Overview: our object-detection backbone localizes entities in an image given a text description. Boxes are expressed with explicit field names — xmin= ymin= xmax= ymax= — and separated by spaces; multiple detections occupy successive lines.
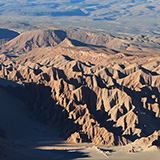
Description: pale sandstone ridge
xmin=0 ymin=29 xmax=160 ymax=148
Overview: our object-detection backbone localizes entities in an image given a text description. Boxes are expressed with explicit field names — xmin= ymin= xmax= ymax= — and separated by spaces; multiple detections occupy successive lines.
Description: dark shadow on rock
xmin=152 ymin=136 xmax=160 ymax=147
xmin=0 ymin=81 xmax=82 ymax=140
xmin=0 ymin=79 xmax=92 ymax=160
xmin=110 ymin=77 xmax=160 ymax=138
xmin=140 ymin=66 xmax=159 ymax=76
xmin=62 ymin=55 xmax=74 ymax=61
xmin=52 ymin=66 xmax=85 ymax=88
xmin=98 ymin=147 xmax=115 ymax=153
xmin=0 ymin=28 xmax=19 ymax=40
xmin=80 ymin=86 xmax=124 ymax=143
xmin=68 ymin=38 xmax=109 ymax=49
xmin=54 ymin=30 xmax=67 ymax=41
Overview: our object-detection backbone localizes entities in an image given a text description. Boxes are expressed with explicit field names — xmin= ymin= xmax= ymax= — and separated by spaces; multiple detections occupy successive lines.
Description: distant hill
xmin=1 ymin=29 xmax=160 ymax=57
xmin=0 ymin=29 xmax=66 ymax=55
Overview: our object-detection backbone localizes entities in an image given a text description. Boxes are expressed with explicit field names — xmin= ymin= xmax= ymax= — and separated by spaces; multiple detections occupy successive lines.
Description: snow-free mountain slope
xmin=0 ymin=28 xmax=160 ymax=159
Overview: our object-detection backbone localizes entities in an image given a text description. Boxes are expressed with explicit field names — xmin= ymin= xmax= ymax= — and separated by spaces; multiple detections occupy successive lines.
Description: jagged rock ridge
xmin=0 ymin=29 xmax=160 ymax=148
xmin=0 ymin=54 xmax=160 ymax=146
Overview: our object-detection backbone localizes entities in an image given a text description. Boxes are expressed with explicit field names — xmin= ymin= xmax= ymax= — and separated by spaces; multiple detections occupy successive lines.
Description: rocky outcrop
xmin=0 ymin=51 xmax=160 ymax=146
xmin=0 ymin=29 xmax=160 ymax=147
xmin=130 ymin=131 xmax=160 ymax=152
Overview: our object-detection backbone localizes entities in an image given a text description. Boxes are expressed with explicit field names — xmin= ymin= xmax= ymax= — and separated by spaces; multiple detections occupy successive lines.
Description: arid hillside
xmin=1 ymin=29 xmax=160 ymax=57
xmin=0 ymin=29 xmax=160 ymax=151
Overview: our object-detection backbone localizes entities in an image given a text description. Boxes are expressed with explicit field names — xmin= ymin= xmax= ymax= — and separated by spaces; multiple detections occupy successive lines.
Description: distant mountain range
xmin=0 ymin=0 xmax=160 ymax=35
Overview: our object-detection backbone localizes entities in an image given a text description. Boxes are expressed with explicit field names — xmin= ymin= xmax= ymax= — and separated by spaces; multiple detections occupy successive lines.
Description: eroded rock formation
xmin=0 ymin=29 xmax=160 ymax=147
